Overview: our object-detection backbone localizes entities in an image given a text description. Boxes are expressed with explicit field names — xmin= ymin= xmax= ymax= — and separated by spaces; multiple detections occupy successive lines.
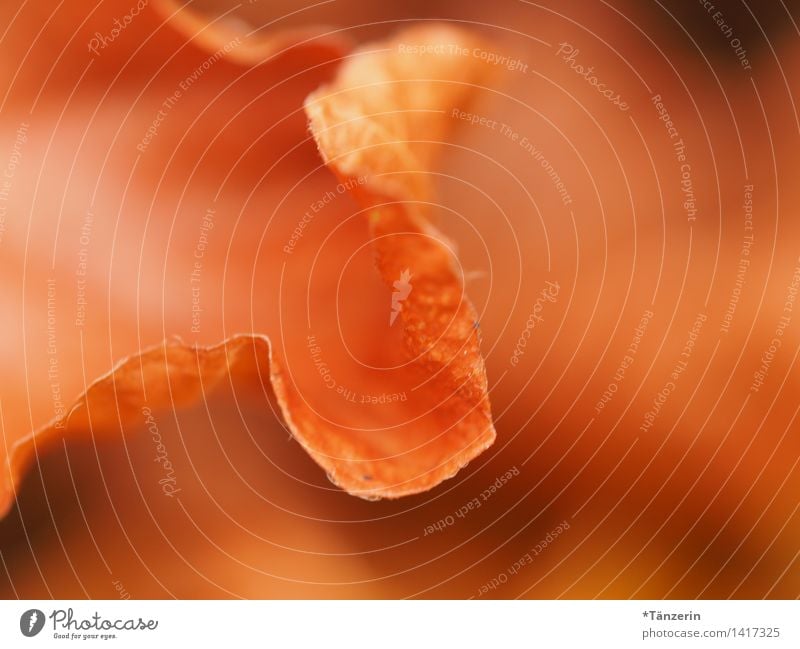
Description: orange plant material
xmin=0 ymin=16 xmax=495 ymax=514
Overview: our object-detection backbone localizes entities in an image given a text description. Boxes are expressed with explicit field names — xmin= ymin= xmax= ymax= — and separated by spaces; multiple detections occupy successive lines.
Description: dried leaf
xmin=1 ymin=21 xmax=495 ymax=515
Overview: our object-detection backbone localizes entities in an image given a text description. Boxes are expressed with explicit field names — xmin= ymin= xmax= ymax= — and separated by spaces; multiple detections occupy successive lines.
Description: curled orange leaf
xmin=1 ymin=20 xmax=495 ymax=515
